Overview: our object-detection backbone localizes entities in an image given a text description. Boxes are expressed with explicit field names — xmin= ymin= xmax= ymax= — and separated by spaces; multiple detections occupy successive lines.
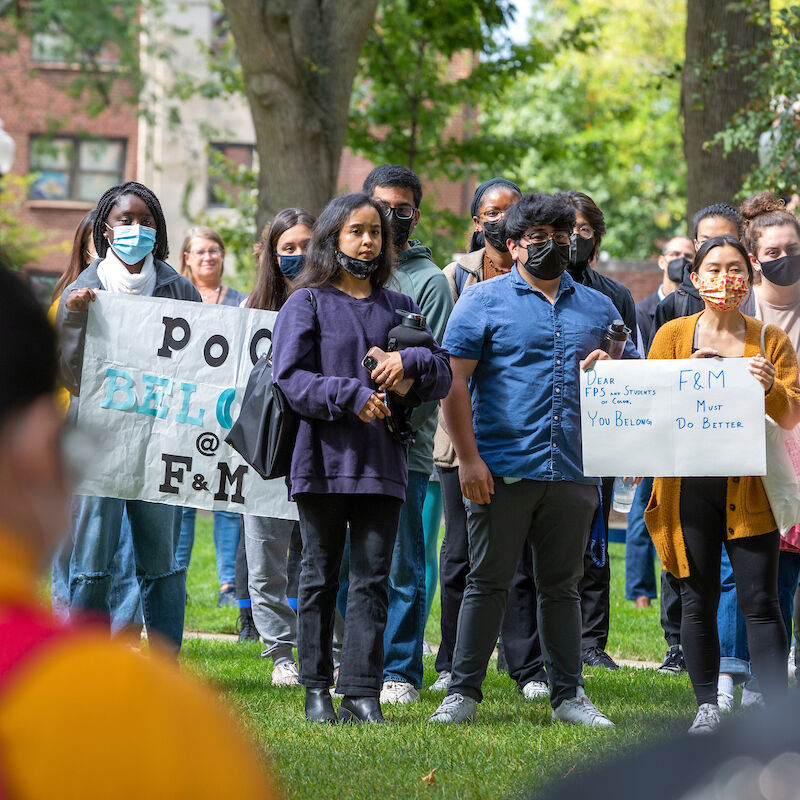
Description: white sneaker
xmin=552 ymin=688 xmax=614 ymax=727
xmin=741 ymin=688 xmax=764 ymax=709
xmin=429 ymin=693 xmax=477 ymax=723
xmin=521 ymin=680 xmax=549 ymax=700
xmin=717 ymin=690 xmax=734 ymax=713
xmin=380 ymin=680 xmax=420 ymax=705
xmin=429 ymin=671 xmax=452 ymax=692
xmin=271 ymin=660 xmax=299 ymax=687
xmin=789 ymin=646 xmax=796 ymax=680
xmin=688 ymin=703 xmax=721 ymax=735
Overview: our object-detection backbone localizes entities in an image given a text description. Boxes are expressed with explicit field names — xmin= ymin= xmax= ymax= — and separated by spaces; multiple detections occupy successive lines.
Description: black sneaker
xmin=236 ymin=613 xmax=259 ymax=642
xmin=582 ymin=647 xmax=619 ymax=670
xmin=657 ymin=644 xmax=685 ymax=674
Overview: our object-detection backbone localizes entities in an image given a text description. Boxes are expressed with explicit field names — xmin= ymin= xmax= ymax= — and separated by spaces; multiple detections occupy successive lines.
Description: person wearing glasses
xmin=430 ymin=177 xmax=522 ymax=694
xmin=430 ymin=193 xmax=637 ymax=726
xmin=177 ymin=227 xmax=247 ymax=606
xmin=362 ymin=165 xmax=454 ymax=707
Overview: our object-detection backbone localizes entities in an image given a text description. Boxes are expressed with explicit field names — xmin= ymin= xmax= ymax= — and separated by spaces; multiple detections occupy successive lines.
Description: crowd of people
xmin=4 ymin=163 xmax=800 ymax=746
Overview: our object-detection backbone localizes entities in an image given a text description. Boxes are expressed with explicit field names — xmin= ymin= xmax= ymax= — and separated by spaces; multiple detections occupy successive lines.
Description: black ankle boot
xmin=305 ymin=688 xmax=337 ymax=724
xmin=338 ymin=696 xmax=385 ymax=724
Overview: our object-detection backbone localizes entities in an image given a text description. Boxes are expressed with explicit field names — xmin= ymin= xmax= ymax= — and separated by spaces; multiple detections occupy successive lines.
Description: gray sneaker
xmin=429 ymin=693 xmax=477 ymax=723
xmin=428 ymin=671 xmax=452 ymax=692
xmin=552 ymin=688 xmax=614 ymax=727
xmin=688 ymin=703 xmax=721 ymax=735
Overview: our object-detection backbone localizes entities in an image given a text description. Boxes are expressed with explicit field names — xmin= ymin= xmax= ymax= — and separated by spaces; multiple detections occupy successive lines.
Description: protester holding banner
xmin=272 ymin=193 xmax=452 ymax=724
xmin=176 ymin=227 xmax=246 ymax=608
xmin=56 ymin=181 xmax=200 ymax=652
xmin=49 ymin=210 xmax=143 ymax=637
xmin=241 ymin=208 xmax=321 ymax=681
xmin=645 ymin=234 xmax=800 ymax=735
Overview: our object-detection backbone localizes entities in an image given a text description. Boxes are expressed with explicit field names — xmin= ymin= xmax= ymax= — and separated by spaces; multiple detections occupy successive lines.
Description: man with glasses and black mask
xmin=430 ymin=193 xmax=637 ymax=726
xmin=362 ymin=165 xmax=454 ymax=707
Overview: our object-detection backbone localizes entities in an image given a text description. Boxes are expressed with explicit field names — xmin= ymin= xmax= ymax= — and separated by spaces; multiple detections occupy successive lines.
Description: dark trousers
xmin=678 ymin=477 xmax=787 ymax=706
xmin=578 ymin=475 xmax=612 ymax=652
xmin=661 ymin=570 xmax=682 ymax=647
xmin=448 ymin=479 xmax=597 ymax=708
xmin=286 ymin=525 xmax=302 ymax=600
xmin=435 ymin=466 xmax=470 ymax=674
xmin=501 ymin=541 xmax=547 ymax=688
xmin=234 ymin=529 xmax=249 ymax=603
xmin=296 ymin=492 xmax=402 ymax=697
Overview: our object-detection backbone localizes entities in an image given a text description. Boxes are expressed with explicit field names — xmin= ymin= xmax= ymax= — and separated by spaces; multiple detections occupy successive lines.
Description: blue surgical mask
xmin=278 ymin=254 xmax=304 ymax=280
xmin=105 ymin=222 xmax=156 ymax=265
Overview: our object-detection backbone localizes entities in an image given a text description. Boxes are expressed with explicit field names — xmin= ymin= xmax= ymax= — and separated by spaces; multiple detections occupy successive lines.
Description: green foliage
xmin=347 ymin=0 xmax=594 ymax=265
xmin=712 ymin=5 xmax=800 ymax=198
xmin=483 ymin=0 xmax=687 ymax=258
xmin=0 ymin=173 xmax=65 ymax=268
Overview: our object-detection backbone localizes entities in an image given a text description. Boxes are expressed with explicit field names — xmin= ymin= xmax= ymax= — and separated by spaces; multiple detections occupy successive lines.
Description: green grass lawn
xmin=181 ymin=515 xmax=694 ymax=799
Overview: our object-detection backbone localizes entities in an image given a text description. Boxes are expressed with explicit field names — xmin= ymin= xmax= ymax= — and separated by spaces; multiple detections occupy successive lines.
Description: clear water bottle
xmin=612 ymin=476 xmax=636 ymax=513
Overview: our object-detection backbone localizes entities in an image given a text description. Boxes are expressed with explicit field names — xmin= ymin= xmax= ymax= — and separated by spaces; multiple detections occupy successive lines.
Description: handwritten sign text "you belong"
xmin=580 ymin=359 xmax=765 ymax=477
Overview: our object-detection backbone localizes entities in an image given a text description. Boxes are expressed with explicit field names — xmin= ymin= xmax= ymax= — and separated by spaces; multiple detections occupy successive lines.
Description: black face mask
xmin=384 ymin=209 xmax=414 ymax=250
xmin=521 ymin=239 xmax=570 ymax=281
xmin=482 ymin=219 xmax=508 ymax=252
xmin=667 ymin=256 xmax=692 ymax=283
xmin=569 ymin=233 xmax=594 ymax=267
xmin=335 ymin=250 xmax=382 ymax=280
xmin=759 ymin=254 xmax=800 ymax=287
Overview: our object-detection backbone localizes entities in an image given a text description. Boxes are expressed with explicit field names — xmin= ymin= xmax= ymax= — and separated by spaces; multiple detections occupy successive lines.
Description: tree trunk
xmin=682 ymin=0 xmax=770 ymax=224
xmin=221 ymin=0 xmax=379 ymax=229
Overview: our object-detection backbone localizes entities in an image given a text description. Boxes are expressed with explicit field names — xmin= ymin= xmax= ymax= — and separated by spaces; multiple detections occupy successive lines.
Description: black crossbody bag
xmin=225 ymin=289 xmax=316 ymax=480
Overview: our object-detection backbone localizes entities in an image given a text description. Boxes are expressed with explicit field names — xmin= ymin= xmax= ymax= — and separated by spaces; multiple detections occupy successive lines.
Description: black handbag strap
xmin=268 ymin=288 xmax=317 ymax=365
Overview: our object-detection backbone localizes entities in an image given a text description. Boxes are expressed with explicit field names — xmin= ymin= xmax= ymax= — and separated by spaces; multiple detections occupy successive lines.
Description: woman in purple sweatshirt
xmin=272 ymin=193 xmax=452 ymax=724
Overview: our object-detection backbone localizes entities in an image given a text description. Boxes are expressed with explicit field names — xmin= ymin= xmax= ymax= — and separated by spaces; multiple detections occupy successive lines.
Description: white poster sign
xmin=75 ymin=293 xmax=298 ymax=520
xmin=580 ymin=358 xmax=766 ymax=477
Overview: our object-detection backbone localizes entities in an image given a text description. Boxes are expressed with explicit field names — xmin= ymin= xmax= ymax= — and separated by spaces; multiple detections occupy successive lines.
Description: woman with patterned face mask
xmin=645 ymin=235 xmax=800 ymax=736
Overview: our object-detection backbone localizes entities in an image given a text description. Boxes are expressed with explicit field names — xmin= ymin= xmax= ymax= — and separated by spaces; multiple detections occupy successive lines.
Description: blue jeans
xmin=177 ymin=508 xmax=241 ymax=586
xmin=383 ymin=470 xmax=429 ymax=688
xmin=69 ymin=495 xmax=186 ymax=651
xmin=778 ymin=550 xmax=800 ymax=645
xmin=718 ymin=547 xmax=752 ymax=682
xmin=422 ymin=479 xmax=443 ymax=625
xmin=624 ymin=477 xmax=657 ymax=600
xmin=52 ymin=506 xmax=143 ymax=634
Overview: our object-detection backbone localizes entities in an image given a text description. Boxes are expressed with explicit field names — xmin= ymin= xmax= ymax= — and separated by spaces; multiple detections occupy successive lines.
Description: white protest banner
xmin=580 ymin=358 xmax=765 ymax=477
xmin=75 ymin=293 xmax=298 ymax=520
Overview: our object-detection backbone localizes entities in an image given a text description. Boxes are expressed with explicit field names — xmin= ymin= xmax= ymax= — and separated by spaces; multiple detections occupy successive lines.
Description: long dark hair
xmin=692 ymin=234 xmax=753 ymax=280
xmin=52 ymin=209 xmax=97 ymax=302
xmin=246 ymin=208 xmax=316 ymax=311
xmin=557 ymin=190 xmax=606 ymax=261
xmin=93 ymin=181 xmax=169 ymax=261
xmin=293 ymin=193 xmax=394 ymax=291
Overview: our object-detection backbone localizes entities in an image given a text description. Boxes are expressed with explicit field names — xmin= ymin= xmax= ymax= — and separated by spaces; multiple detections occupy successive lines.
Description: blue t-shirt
xmin=442 ymin=266 xmax=638 ymax=484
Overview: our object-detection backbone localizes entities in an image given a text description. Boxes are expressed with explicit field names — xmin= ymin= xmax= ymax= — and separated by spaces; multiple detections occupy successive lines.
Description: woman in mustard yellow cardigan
xmin=646 ymin=234 xmax=800 ymax=735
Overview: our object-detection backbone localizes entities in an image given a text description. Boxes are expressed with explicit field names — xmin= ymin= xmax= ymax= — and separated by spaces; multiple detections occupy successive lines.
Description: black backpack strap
xmin=455 ymin=264 xmax=468 ymax=297
xmin=678 ymin=290 xmax=690 ymax=319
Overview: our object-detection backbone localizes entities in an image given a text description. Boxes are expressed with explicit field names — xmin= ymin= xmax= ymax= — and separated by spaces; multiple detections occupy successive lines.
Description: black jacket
xmin=636 ymin=290 xmax=661 ymax=356
xmin=568 ymin=262 xmax=638 ymax=349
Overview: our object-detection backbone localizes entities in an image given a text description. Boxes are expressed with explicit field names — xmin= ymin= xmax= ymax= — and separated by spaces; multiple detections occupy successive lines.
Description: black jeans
xmin=578 ymin=475 xmax=613 ymax=652
xmin=679 ymin=477 xmax=787 ymax=706
xmin=234 ymin=527 xmax=249 ymax=603
xmin=296 ymin=492 xmax=402 ymax=697
xmin=435 ymin=466 xmax=470 ymax=674
xmin=448 ymin=479 xmax=597 ymax=708
xmin=661 ymin=570 xmax=682 ymax=647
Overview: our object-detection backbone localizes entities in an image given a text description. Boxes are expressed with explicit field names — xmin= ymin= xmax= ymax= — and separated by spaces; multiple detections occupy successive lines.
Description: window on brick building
xmin=31 ymin=26 xmax=121 ymax=66
xmin=207 ymin=142 xmax=257 ymax=208
xmin=29 ymin=136 xmax=126 ymax=202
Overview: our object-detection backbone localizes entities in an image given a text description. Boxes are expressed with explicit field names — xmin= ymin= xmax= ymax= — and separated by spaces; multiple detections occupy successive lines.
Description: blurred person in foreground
xmin=0 ymin=260 xmax=276 ymax=800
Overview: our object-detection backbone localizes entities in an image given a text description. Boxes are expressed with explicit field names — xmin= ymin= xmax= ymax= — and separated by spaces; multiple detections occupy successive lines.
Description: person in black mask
xmin=362 ymin=165 xmax=455 ymax=707
xmin=554 ymin=191 xmax=637 ymax=671
xmin=637 ymin=235 xmax=695 ymax=353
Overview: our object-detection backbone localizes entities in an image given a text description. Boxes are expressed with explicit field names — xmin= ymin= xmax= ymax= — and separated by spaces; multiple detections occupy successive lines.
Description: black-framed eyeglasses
xmin=374 ymin=200 xmax=417 ymax=220
xmin=520 ymin=229 xmax=572 ymax=247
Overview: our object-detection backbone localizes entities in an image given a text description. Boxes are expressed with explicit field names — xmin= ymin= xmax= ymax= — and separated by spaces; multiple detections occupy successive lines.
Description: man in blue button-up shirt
xmin=430 ymin=193 xmax=637 ymax=727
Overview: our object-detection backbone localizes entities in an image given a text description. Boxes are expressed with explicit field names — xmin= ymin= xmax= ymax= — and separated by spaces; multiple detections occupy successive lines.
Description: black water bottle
xmin=387 ymin=309 xmax=435 ymax=351
xmin=601 ymin=319 xmax=630 ymax=360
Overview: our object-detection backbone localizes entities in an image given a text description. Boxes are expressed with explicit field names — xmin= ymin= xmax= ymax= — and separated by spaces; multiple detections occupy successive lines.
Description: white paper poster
xmin=580 ymin=358 xmax=766 ymax=477
xmin=75 ymin=293 xmax=298 ymax=520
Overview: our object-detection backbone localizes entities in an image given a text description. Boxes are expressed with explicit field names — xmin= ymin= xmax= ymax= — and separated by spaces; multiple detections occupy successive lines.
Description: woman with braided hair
xmin=56 ymin=181 xmax=200 ymax=652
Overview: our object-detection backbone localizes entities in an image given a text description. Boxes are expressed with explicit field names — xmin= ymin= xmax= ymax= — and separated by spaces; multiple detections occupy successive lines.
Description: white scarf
xmin=97 ymin=249 xmax=157 ymax=296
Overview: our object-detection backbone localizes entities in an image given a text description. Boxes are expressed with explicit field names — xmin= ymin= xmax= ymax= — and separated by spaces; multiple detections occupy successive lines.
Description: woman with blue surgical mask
xmin=56 ymin=181 xmax=200 ymax=653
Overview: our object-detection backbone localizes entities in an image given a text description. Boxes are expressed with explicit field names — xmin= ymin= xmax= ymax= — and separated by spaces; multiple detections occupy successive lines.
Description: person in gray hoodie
xmin=363 ymin=165 xmax=455 ymax=705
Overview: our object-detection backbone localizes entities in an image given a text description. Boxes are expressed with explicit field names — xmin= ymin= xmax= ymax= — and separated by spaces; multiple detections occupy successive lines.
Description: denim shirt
xmin=443 ymin=266 xmax=638 ymax=484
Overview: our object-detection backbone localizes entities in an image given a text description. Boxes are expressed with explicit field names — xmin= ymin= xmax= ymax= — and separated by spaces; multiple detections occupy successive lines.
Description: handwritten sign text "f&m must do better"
xmin=580 ymin=358 xmax=765 ymax=477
